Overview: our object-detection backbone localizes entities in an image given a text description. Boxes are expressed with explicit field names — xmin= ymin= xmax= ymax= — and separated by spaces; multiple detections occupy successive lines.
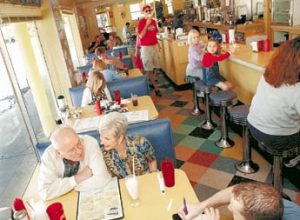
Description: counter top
xmin=223 ymin=43 xmax=274 ymax=73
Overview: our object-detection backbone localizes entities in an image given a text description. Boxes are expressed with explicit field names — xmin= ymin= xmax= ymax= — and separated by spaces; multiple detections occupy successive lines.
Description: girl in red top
xmin=202 ymin=39 xmax=232 ymax=91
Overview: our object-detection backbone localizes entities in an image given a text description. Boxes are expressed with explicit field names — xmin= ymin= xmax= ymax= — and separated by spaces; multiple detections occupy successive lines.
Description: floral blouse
xmin=102 ymin=135 xmax=156 ymax=178
xmin=91 ymin=90 xmax=108 ymax=105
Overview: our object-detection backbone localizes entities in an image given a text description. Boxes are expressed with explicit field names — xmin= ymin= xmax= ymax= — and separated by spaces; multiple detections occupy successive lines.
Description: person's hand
xmin=201 ymin=207 xmax=220 ymax=220
xmin=178 ymin=203 xmax=203 ymax=220
xmin=74 ymin=166 xmax=93 ymax=184
xmin=146 ymin=18 xmax=152 ymax=26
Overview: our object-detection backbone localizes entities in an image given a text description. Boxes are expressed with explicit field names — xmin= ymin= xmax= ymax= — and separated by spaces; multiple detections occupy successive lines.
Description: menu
xmin=77 ymin=177 xmax=124 ymax=220
xmin=73 ymin=116 xmax=101 ymax=133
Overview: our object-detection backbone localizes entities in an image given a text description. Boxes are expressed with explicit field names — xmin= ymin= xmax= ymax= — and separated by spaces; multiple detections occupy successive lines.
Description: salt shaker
xmin=13 ymin=210 xmax=29 ymax=220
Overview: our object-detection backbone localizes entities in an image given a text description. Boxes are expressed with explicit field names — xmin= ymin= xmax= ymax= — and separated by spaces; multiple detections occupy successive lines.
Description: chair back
xmin=69 ymin=87 xmax=85 ymax=107
xmin=107 ymin=76 xmax=149 ymax=99
xmin=112 ymin=46 xmax=128 ymax=57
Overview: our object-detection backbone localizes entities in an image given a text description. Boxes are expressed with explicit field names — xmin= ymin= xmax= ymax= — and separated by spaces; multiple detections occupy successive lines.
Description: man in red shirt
xmin=138 ymin=4 xmax=161 ymax=96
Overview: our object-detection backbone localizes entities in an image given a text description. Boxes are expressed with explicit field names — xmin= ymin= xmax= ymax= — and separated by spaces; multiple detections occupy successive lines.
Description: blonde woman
xmin=91 ymin=60 xmax=124 ymax=82
xmin=81 ymin=70 xmax=112 ymax=107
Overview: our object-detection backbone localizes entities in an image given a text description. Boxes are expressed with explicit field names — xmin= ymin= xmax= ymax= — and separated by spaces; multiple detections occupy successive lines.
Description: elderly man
xmin=38 ymin=127 xmax=111 ymax=200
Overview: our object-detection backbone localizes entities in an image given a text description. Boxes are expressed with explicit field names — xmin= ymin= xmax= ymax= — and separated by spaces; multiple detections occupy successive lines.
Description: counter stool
xmin=191 ymin=79 xmax=205 ymax=115
xmin=228 ymin=105 xmax=259 ymax=173
xmin=210 ymin=90 xmax=237 ymax=148
xmin=194 ymin=81 xmax=216 ymax=130
xmin=257 ymin=143 xmax=300 ymax=194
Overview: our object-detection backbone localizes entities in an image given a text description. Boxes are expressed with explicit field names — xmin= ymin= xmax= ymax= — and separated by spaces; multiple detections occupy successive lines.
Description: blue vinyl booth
xmin=112 ymin=46 xmax=128 ymax=57
xmin=36 ymin=118 xmax=177 ymax=169
xmin=69 ymin=76 xmax=150 ymax=107
xmin=121 ymin=57 xmax=133 ymax=69
xmin=84 ymin=53 xmax=96 ymax=62
xmin=77 ymin=64 xmax=92 ymax=76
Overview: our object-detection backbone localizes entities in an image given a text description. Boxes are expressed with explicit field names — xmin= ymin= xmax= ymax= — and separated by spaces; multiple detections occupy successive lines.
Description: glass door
xmin=0 ymin=27 xmax=38 ymax=207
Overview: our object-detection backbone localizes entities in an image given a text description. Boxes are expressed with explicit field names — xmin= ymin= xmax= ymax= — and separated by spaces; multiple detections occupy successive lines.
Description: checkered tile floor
xmin=150 ymin=73 xmax=300 ymax=218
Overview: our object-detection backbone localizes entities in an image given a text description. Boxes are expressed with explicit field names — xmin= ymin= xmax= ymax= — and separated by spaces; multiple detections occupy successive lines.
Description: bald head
xmin=50 ymin=126 xmax=84 ymax=161
xmin=50 ymin=127 xmax=77 ymax=150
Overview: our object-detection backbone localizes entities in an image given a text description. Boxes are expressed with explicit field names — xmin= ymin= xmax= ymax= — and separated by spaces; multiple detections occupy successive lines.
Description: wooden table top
xmin=72 ymin=95 xmax=158 ymax=122
xmin=32 ymin=169 xmax=198 ymax=220
xmin=118 ymin=68 xmax=143 ymax=78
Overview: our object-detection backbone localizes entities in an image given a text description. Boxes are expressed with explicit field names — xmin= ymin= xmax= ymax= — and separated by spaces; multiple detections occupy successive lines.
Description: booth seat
xmin=69 ymin=76 xmax=149 ymax=107
xmin=112 ymin=45 xmax=128 ymax=57
xmin=84 ymin=53 xmax=96 ymax=62
xmin=77 ymin=64 xmax=92 ymax=76
xmin=121 ymin=57 xmax=133 ymax=69
xmin=107 ymin=75 xmax=149 ymax=100
xmin=36 ymin=119 xmax=176 ymax=168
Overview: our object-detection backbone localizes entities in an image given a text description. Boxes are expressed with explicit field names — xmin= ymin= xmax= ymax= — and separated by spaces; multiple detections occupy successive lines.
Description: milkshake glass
xmin=124 ymin=175 xmax=139 ymax=207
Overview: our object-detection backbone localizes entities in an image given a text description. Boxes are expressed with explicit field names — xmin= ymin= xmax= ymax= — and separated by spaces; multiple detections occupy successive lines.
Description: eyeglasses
xmin=65 ymin=138 xmax=83 ymax=155
xmin=144 ymin=10 xmax=152 ymax=13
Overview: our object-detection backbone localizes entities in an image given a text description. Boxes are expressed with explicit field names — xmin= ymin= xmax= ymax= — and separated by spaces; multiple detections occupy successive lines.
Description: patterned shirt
xmin=102 ymin=135 xmax=156 ymax=178
xmin=91 ymin=90 xmax=108 ymax=105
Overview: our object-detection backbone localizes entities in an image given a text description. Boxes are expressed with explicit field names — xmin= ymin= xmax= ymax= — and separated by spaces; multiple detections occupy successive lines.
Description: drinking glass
xmin=46 ymin=202 xmax=66 ymax=220
xmin=124 ymin=175 xmax=140 ymax=207
xmin=114 ymin=90 xmax=121 ymax=105
xmin=161 ymin=159 xmax=175 ymax=187
xmin=131 ymin=94 xmax=138 ymax=106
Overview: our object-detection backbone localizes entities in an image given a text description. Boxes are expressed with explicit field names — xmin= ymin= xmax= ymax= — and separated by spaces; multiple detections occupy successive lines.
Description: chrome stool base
xmin=235 ymin=161 xmax=259 ymax=174
xmin=201 ymin=120 xmax=216 ymax=130
xmin=215 ymin=137 xmax=234 ymax=148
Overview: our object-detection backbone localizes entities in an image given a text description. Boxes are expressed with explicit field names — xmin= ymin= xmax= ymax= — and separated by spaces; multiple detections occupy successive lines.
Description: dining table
xmin=26 ymin=169 xmax=199 ymax=220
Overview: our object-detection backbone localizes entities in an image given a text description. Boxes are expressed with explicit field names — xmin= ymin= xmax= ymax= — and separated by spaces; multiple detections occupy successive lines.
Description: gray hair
xmin=98 ymin=112 xmax=128 ymax=137
xmin=50 ymin=126 xmax=77 ymax=150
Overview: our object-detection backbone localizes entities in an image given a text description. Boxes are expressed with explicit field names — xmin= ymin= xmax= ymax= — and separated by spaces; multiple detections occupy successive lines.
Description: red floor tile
xmin=188 ymin=150 xmax=218 ymax=167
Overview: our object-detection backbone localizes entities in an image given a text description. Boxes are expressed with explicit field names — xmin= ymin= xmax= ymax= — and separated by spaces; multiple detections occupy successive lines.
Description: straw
xmin=132 ymin=156 xmax=135 ymax=176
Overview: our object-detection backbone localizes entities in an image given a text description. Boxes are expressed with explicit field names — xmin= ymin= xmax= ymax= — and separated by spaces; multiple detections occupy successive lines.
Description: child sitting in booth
xmin=202 ymin=38 xmax=232 ymax=91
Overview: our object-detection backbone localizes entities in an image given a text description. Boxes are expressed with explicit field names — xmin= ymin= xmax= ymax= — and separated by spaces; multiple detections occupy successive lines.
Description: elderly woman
xmin=98 ymin=112 xmax=157 ymax=178
xmin=247 ymin=36 xmax=300 ymax=167
xmin=81 ymin=70 xmax=112 ymax=107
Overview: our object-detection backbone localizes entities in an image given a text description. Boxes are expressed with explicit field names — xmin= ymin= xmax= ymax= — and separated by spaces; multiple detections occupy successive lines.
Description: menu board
xmin=77 ymin=177 xmax=124 ymax=220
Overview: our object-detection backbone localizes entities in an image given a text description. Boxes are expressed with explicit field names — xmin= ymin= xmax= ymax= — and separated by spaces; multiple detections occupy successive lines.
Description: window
xmin=130 ymin=3 xmax=143 ymax=20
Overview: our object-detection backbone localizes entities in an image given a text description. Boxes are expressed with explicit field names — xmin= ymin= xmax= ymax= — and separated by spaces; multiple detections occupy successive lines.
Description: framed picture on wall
xmin=96 ymin=12 xmax=111 ymax=28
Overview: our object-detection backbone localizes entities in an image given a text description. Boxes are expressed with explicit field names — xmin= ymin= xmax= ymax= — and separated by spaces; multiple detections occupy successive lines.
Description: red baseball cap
xmin=142 ymin=4 xmax=151 ymax=12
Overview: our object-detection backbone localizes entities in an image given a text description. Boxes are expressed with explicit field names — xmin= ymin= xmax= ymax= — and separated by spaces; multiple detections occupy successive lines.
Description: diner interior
xmin=0 ymin=0 xmax=299 ymax=219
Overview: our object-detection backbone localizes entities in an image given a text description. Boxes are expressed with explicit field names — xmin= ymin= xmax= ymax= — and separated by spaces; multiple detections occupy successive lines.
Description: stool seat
xmin=194 ymin=80 xmax=207 ymax=93
xmin=258 ymin=142 xmax=300 ymax=158
xmin=210 ymin=90 xmax=237 ymax=106
xmin=228 ymin=105 xmax=249 ymax=125
xmin=257 ymin=142 xmax=300 ymax=194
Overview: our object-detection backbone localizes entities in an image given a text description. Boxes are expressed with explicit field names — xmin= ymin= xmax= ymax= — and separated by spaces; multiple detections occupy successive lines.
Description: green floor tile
xmin=179 ymin=136 xmax=206 ymax=149
xmin=173 ymin=132 xmax=186 ymax=145
xmin=174 ymin=124 xmax=196 ymax=135
xmin=208 ymin=130 xmax=236 ymax=141
xmin=199 ymin=139 xmax=223 ymax=154
xmin=182 ymin=116 xmax=203 ymax=126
